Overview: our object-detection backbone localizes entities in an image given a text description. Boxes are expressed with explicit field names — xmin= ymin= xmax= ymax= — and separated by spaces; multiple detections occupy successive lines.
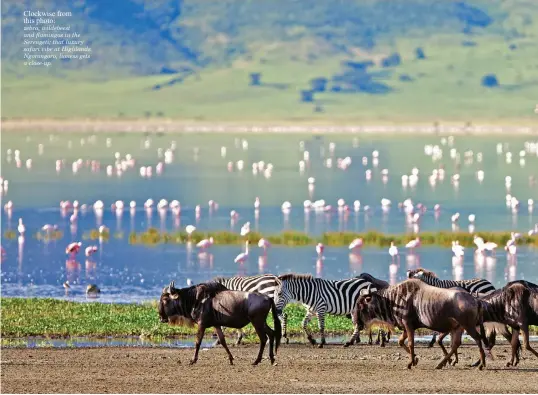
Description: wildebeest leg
xmin=521 ymin=323 xmax=538 ymax=359
xmin=403 ymin=323 xmax=418 ymax=369
xmin=302 ymin=310 xmax=317 ymax=346
xmin=252 ymin=320 xmax=268 ymax=365
xmin=264 ymin=323 xmax=276 ymax=365
xmin=398 ymin=330 xmax=410 ymax=354
xmin=465 ymin=325 xmax=487 ymax=370
xmin=436 ymin=327 xmax=462 ymax=369
xmin=214 ymin=326 xmax=234 ymax=365
xmin=317 ymin=311 xmax=327 ymax=348
xmin=508 ymin=327 xmax=521 ymax=367
xmin=428 ymin=331 xmax=438 ymax=348
xmin=190 ymin=325 xmax=206 ymax=365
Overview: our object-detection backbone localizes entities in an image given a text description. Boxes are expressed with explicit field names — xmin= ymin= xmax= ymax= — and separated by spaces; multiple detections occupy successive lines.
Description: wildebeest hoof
xmin=189 ymin=359 xmax=197 ymax=365
xmin=413 ymin=357 xmax=418 ymax=366
xmin=343 ymin=342 xmax=351 ymax=348
xmin=407 ymin=362 xmax=413 ymax=369
xmin=318 ymin=343 xmax=324 ymax=349
xmin=308 ymin=338 xmax=317 ymax=346
xmin=285 ymin=337 xmax=290 ymax=345
xmin=252 ymin=360 xmax=261 ymax=366
xmin=229 ymin=359 xmax=234 ymax=365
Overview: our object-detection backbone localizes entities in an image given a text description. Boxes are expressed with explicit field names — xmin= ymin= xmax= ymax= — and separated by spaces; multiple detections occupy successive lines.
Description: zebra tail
xmin=270 ymin=299 xmax=282 ymax=354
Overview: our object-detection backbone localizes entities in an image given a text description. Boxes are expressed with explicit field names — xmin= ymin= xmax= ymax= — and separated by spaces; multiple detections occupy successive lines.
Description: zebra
xmin=406 ymin=268 xmax=508 ymax=347
xmin=213 ymin=274 xmax=282 ymax=345
xmin=274 ymin=273 xmax=377 ymax=347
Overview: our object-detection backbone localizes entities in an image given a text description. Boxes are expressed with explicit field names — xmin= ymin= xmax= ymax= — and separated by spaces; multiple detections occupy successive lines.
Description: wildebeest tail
xmin=477 ymin=301 xmax=491 ymax=351
xmin=270 ymin=299 xmax=282 ymax=353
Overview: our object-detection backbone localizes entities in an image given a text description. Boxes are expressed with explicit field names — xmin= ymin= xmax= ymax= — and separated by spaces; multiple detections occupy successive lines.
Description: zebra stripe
xmin=214 ymin=274 xmax=280 ymax=299
xmin=412 ymin=273 xmax=495 ymax=296
xmin=275 ymin=274 xmax=376 ymax=346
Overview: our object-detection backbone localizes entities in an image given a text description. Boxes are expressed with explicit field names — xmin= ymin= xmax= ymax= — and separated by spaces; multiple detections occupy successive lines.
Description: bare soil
xmin=2 ymin=343 xmax=538 ymax=393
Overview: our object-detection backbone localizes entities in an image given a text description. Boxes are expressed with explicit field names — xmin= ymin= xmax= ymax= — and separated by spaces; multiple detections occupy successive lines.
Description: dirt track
xmin=2 ymin=343 xmax=538 ymax=393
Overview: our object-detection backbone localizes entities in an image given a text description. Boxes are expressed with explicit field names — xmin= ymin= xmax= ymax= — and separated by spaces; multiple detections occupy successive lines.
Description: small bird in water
xmin=86 ymin=284 xmax=100 ymax=296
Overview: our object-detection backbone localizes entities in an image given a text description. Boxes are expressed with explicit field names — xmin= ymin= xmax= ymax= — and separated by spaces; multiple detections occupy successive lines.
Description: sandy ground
xmin=2 ymin=342 xmax=538 ymax=393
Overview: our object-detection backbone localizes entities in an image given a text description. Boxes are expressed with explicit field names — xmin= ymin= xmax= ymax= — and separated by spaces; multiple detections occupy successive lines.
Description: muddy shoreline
xmin=2 ymin=343 xmax=538 ymax=393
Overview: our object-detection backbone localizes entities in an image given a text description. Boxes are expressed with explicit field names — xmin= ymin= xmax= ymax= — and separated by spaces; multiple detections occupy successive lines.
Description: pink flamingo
xmin=258 ymin=238 xmax=271 ymax=255
xmin=66 ymin=242 xmax=82 ymax=257
xmin=348 ymin=238 xmax=363 ymax=252
xmin=316 ymin=243 xmax=324 ymax=258
xmin=234 ymin=240 xmax=249 ymax=263
xmin=196 ymin=237 xmax=214 ymax=250
xmin=85 ymin=245 xmax=98 ymax=257
xmin=405 ymin=237 xmax=421 ymax=253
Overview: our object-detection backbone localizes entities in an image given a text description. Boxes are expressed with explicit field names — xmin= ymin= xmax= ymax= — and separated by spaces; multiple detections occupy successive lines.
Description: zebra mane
xmin=409 ymin=267 xmax=438 ymax=278
xmin=278 ymin=273 xmax=314 ymax=281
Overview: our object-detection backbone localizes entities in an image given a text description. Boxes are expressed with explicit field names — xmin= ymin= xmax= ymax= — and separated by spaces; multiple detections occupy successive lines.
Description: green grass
xmin=2 ymin=298 xmax=537 ymax=344
xmin=0 ymin=298 xmax=353 ymax=338
xmin=119 ymin=229 xmax=538 ymax=248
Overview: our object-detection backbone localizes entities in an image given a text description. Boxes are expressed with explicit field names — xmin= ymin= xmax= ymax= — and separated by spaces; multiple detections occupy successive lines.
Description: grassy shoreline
xmin=5 ymin=229 xmax=536 ymax=248
xmin=0 ymin=298 xmax=354 ymax=339
xmin=123 ymin=229 xmax=537 ymax=248
xmin=2 ymin=298 xmax=538 ymax=342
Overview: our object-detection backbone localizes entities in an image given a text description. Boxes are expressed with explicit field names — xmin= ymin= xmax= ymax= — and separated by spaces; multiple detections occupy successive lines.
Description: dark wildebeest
xmin=158 ymin=281 xmax=281 ymax=366
xmin=480 ymin=281 xmax=538 ymax=367
xmin=406 ymin=267 xmax=502 ymax=348
xmin=349 ymin=273 xmax=392 ymax=346
xmin=352 ymin=279 xmax=490 ymax=370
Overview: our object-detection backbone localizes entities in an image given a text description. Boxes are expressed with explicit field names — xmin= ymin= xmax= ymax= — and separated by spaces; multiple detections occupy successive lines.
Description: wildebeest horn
xmin=169 ymin=281 xmax=175 ymax=290
xmin=360 ymin=288 xmax=369 ymax=296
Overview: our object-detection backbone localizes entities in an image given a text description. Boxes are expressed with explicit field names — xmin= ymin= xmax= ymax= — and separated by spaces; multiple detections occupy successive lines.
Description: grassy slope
xmin=2 ymin=1 xmax=538 ymax=122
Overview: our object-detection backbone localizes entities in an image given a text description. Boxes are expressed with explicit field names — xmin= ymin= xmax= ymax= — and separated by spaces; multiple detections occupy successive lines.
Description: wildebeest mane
xmin=357 ymin=273 xmax=389 ymax=289
xmin=278 ymin=273 xmax=313 ymax=281
xmin=195 ymin=281 xmax=228 ymax=300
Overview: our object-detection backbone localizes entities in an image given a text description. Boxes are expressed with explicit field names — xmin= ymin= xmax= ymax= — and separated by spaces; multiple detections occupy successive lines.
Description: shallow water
xmin=3 ymin=334 xmax=536 ymax=349
xmin=1 ymin=132 xmax=537 ymax=302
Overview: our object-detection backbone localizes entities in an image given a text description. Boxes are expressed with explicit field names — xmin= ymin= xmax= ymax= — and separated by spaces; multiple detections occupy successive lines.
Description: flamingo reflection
xmin=85 ymin=259 xmax=97 ymax=280
xmin=349 ymin=253 xmax=363 ymax=273
xmin=258 ymin=255 xmax=268 ymax=273
xmin=389 ymin=263 xmax=398 ymax=285
xmin=316 ymin=257 xmax=323 ymax=278
xmin=66 ymin=259 xmax=81 ymax=284
xmin=198 ymin=252 xmax=214 ymax=269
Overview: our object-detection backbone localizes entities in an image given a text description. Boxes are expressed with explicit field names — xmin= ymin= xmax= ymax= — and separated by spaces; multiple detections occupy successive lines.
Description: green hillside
xmin=2 ymin=0 xmax=538 ymax=122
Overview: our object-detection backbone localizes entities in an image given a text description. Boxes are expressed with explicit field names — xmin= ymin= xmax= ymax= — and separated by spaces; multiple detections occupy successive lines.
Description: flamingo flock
xmin=1 ymin=133 xmax=537 ymax=291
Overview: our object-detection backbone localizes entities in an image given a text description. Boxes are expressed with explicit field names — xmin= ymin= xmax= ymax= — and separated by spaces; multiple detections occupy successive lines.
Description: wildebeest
xmin=352 ymin=273 xmax=392 ymax=346
xmin=480 ymin=281 xmax=538 ymax=367
xmin=158 ymin=281 xmax=281 ymax=365
xmin=406 ymin=267 xmax=498 ymax=348
xmin=352 ymin=279 xmax=490 ymax=369
xmin=212 ymin=274 xmax=282 ymax=345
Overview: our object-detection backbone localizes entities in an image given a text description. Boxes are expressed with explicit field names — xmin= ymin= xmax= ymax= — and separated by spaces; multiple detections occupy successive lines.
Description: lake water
xmin=1 ymin=132 xmax=537 ymax=303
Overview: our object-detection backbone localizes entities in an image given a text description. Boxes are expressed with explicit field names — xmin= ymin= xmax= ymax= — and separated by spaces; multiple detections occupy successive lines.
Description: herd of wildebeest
xmin=157 ymin=269 xmax=538 ymax=369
